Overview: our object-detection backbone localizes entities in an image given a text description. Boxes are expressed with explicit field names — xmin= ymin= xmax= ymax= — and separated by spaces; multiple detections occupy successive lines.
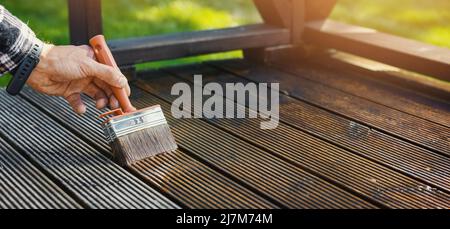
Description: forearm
xmin=0 ymin=5 xmax=42 ymax=76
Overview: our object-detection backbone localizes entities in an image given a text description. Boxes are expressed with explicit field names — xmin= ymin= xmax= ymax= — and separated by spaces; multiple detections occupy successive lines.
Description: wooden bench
xmin=0 ymin=0 xmax=448 ymax=209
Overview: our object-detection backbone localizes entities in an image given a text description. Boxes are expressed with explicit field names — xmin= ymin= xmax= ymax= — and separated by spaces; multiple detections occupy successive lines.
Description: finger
xmin=78 ymin=45 xmax=95 ymax=59
xmin=94 ymin=78 xmax=131 ymax=110
xmin=84 ymin=59 xmax=128 ymax=88
xmin=93 ymin=79 xmax=128 ymax=109
xmin=83 ymin=83 xmax=108 ymax=109
xmin=65 ymin=93 xmax=86 ymax=114
xmin=94 ymin=76 xmax=131 ymax=97
xmin=124 ymin=82 xmax=131 ymax=96
xmin=93 ymin=78 xmax=113 ymax=97
xmin=93 ymin=79 xmax=116 ymax=108
xmin=109 ymin=95 xmax=119 ymax=110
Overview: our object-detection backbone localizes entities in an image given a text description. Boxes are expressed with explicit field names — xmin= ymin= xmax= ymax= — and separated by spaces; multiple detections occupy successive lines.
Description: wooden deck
xmin=0 ymin=58 xmax=449 ymax=209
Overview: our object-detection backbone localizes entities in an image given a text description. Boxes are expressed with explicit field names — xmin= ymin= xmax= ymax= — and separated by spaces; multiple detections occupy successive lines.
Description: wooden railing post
xmin=305 ymin=0 xmax=337 ymax=21
xmin=252 ymin=0 xmax=293 ymax=28
xmin=244 ymin=0 xmax=290 ymax=61
xmin=68 ymin=0 xmax=103 ymax=45
xmin=245 ymin=0 xmax=337 ymax=62
xmin=252 ymin=0 xmax=337 ymax=42
xmin=292 ymin=0 xmax=306 ymax=45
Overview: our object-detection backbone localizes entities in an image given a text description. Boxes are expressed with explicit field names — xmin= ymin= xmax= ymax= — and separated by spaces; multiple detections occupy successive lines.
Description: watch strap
xmin=6 ymin=41 xmax=43 ymax=95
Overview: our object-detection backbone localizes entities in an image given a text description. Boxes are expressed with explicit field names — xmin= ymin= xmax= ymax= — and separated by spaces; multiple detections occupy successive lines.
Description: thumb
xmin=85 ymin=59 xmax=129 ymax=89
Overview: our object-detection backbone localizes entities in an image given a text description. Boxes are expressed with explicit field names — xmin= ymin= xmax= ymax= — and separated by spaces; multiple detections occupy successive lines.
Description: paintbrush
xmin=90 ymin=35 xmax=177 ymax=165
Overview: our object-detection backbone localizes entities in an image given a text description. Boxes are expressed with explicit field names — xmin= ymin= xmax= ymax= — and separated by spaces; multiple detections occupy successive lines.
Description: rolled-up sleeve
xmin=0 ymin=5 xmax=41 ymax=76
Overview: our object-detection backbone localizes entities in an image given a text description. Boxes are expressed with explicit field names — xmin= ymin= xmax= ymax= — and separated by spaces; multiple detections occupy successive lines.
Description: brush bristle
xmin=111 ymin=124 xmax=178 ymax=165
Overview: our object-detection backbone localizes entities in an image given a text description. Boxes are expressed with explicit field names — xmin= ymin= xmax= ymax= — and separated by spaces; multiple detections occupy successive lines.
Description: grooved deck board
xmin=1 ymin=59 xmax=448 ymax=209
xmin=212 ymin=60 xmax=450 ymax=156
xmin=275 ymin=61 xmax=450 ymax=128
xmin=165 ymin=64 xmax=450 ymax=193
xmin=130 ymin=88 xmax=376 ymax=209
xmin=21 ymin=87 xmax=372 ymax=209
xmin=135 ymin=70 xmax=450 ymax=209
xmin=0 ymin=138 xmax=81 ymax=209
xmin=20 ymin=87 xmax=278 ymax=209
xmin=0 ymin=90 xmax=179 ymax=209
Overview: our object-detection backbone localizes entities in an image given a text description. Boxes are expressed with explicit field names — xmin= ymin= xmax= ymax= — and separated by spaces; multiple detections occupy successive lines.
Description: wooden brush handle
xmin=89 ymin=35 xmax=135 ymax=113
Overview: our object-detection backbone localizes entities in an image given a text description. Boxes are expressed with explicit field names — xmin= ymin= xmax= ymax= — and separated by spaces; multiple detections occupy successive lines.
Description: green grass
xmin=1 ymin=0 xmax=448 ymax=86
xmin=330 ymin=0 xmax=450 ymax=48
xmin=1 ymin=0 xmax=260 ymax=44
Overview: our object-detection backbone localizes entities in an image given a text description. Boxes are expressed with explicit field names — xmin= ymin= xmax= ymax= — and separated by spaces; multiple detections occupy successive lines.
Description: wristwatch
xmin=6 ymin=41 xmax=44 ymax=95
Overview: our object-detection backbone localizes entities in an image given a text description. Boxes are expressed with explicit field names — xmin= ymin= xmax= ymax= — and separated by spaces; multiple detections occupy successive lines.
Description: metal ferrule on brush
xmin=102 ymin=106 xmax=167 ymax=143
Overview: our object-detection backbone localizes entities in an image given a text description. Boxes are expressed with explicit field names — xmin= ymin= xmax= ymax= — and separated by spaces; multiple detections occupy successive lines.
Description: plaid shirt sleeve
xmin=0 ymin=5 xmax=42 ymax=76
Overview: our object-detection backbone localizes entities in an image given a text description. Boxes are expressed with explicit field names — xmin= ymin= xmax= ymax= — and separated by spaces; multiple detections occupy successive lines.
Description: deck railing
xmin=67 ymin=0 xmax=449 ymax=81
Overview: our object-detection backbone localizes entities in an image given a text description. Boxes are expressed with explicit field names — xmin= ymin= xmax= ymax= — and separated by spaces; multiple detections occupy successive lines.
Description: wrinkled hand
xmin=27 ymin=44 xmax=131 ymax=114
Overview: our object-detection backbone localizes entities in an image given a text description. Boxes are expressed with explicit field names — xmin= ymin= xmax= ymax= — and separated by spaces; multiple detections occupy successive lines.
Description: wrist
xmin=40 ymin=43 xmax=53 ymax=59
xmin=6 ymin=40 xmax=45 ymax=95
xmin=35 ymin=43 xmax=54 ymax=69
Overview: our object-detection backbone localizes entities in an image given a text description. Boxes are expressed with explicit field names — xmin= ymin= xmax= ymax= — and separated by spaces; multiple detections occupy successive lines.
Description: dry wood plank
xmin=21 ymin=87 xmax=278 ymax=209
xmin=137 ymin=69 xmax=450 ymax=209
xmin=214 ymin=59 xmax=450 ymax=156
xmin=0 ymin=90 xmax=179 ymax=209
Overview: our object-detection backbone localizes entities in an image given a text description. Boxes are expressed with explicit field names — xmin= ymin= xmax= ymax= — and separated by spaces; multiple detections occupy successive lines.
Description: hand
xmin=27 ymin=44 xmax=131 ymax=114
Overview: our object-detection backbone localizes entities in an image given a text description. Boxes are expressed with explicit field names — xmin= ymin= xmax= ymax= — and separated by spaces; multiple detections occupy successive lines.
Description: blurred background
xmin=1 ymin=0 xmax=449 ymax=85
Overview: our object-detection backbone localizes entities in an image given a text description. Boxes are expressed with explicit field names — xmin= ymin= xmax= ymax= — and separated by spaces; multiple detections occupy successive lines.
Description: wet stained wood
xmin=214 ymin=59 xmax=450 ymax=156
xmin=20 ymin=87 xmax=278 ymax=209
xmin=272 ymin=60 xmax=450 ymax=128
xmin=22 ymin=89 xmax=375 ymax=209
xmin=1 ymin=60 xmax=448 ymax=209
xmin=3 ymin=0 xmax=448 ymax=210
xmin=298 ymin=52 xmax=450 ymax=103
xmin=165 ymin=63 xmax=450 ymax=193
xmin=134 ymin=69 xmax=450 ymax=209
xmin=133 ymin=90 xmax=373 ymax=207
xmin=127 ymin=87 xmax=377 ymax=209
